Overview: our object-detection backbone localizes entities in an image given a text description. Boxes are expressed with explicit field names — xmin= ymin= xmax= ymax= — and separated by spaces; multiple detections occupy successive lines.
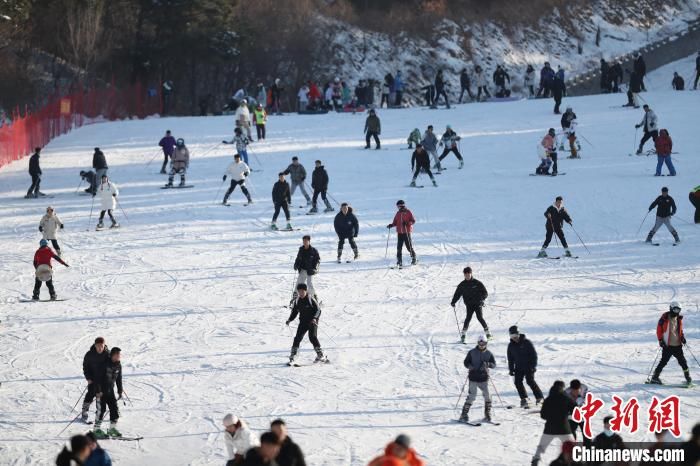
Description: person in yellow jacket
xmin=690 ymin=185 xmax=700 ymax=224
xmin=253 ymin=103 xmax=267 ymax=141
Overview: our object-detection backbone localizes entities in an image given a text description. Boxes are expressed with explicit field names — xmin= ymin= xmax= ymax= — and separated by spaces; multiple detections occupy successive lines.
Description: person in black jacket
xmin=93 ymin=347 xmax=123 ymax=439
xmin=434 ymin=70 xmax=450 ymax=108
xmin=81 ymin=337 xmax=110 ymax=423
xmin=610 ymin=62 xmax=623 ymax=93
xmin=592 ymin=416 xmax=626 ymax=456
xmin=293 ymin=235 xmax=320 ymax=300
xmin=458 ymin=68 xmax=473 ymax=103
xmin=634 ymin=52 xmax=647 ymax=91
xmin=538 ymin=196 xmax=573 ymax=258
xmin=91 ymin=148 xmax=108 ymax=195
xmin=458 ymin=335 xmax=496 ymax=423
xmin=599 ymin=59 xmax=610 ymax=93
xmin=270 ymin=419 xmax=306 ymax=466
xmin=492 ymin=65 xmax=511 ymax=97
xmin=333 ymin=203 xmax=359 ymax=263
xmin=672 ymin=72 xmax=685 ymax=91
xmin=26 ymin=147 xmax=44 ymax=198
xmin=271 ymin=173 xmax=293 ymax=231
xmin=531 ymin=381 xmax=577 ymax=465
xmin=695 ymin=52 xmax=700 ymax=90
xmin=55 ymin=434 xmax=91 ymax=466
xmin=410 ymin=144 xmax=437 ymax=188
xmin=451 ymin=266 xmax=490 ymax=342
xmin=507 ymin=326 xmax=544 ymax=408
xmin=624 ymin=70 xmax=642 ymax=108
xmin=308 ymin=160 xmax=333 ymax=214
xmin=285 ymin=283 xmax=326 ymax=365
xmin=646 ymin=187 xmax=679 ymax=244
xmin=551 ymin=75 xmax=565 ymax=114
xmin=242 ymin=431 xmax=281 ymax=466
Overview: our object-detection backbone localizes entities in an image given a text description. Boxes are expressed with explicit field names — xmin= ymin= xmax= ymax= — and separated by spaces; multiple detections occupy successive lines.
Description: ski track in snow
xmin=1 ymin=87 xmax=699 ymax=465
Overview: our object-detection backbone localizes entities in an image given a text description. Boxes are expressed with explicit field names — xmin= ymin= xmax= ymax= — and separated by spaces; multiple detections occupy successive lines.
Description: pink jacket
xmin=391 ymin=208 xmax=415 ymax=234
xmin=541 ymin=134 xmax=555 ymax=152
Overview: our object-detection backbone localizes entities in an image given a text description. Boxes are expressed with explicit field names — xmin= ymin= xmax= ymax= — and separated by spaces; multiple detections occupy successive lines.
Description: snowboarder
xmin=387 ymin=200 xmax=417 ymax=267
xmin=560 ymin=107 xmax=580 ymax=158
xmin=222 ymin=154 xmax=252 ymax=205
xmin=531 ymin=381 xmax=577 ymax=466
xmin=459 ymin=68 xmax=474 ymax=103
xmin=507 ymin=326 xmax=544 ymax=409
xmin=690 ymin=185 xmax=700 ymax=224
xmin=364 ymin=109 xmax=381 ymax=149
xmin=223 ymin=414 xmax=259 ymax=466
xmin=293 ymin=235 xmax=320 ymax=300
xmin=158 ymin=130 xmax=177 ymax=174
xmin=538 ymin=196 xmax=573 ymax=258
xmin=283 ymin=157 xmax=311 ymax=206
xmin=32 ymin=239 xmax=69 ymax=300
xmin=422 ymin=125 xmax=442 ymax=172
xmin=368 ymin=434 xmax=425 ymax=466
xmin=26 ymin=147 xmax=45 ymax=198
xmin=39 ymin=206 xmax=64 ymax=256
xmin=334 ymin=203 xmax=359 ymax=263
xmin=450 ymin=267 xmax=489 ymax=342
xmin=286 ymin=283 xmax=327 ymax=365
xmin=95 ymin=175 xmax=119 ymax=230
xmin=434 ymin=69 xmax=450 ymax=108
xmin=92 ymin=347 xmax=123 ymax=439
xmin=309 ymin=160 xmax=333 ymax=214
xmin=407 ymin=128 xmax=421 ymax=149
xmin=410 ymin=143 xmax=437 ymax=187
xmin=492 ymin=65 xmax=511 ymax=97
xmin=540 ymin=128 xmax=559 ymax=175
xmin=165 ymin=138 xmax=189 ymax=187
xmin=270 ymin=419 xmax=307 ymax=466
xmin=524 ymin=65 xmax=536 ymax=97
xmin=228 ymin=127 xmax=251 ymax=165
xmin=646 ymin=187 xmax=679 ymax=244
xmin=535 ymin=144 xmax=553 ymax=176
xmin=92 ymin=148 xmax=109 ymax=195
xmin=81 ymin=337 xmax=110 ymax=424
xmin=672 ymin=72 xmax=685 ymax=91
xmin=235 ymin=99 xmax=253 ymax=140
xmin=565 ymin=379 xmax=590 ymax=444
xmin=271 ymin=172 xmax=293 ymax=231
xmin=654 ymin=129 xmax=676 ymax=176
xmin=649 ymin=302 xmax=692 ymax=386
xmin=458 ymin=335 xmax=496 ymax=424
xmin=241 ymin=432 xmax=281 ymax=466
xmin=635 ymin=105 xmax=658 ymax=154
xmin=474 ymin=65 xmax=490 ymax=100
xmin=253 ymin=103 xmax=267 ymax=141
xmin=438 ymin=125 xmax=463 ymax=168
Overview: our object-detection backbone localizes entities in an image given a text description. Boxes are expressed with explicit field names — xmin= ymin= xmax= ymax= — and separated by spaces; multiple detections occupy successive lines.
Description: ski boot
xmin=110 ymin=221 xmax=119 ymax=229
xmin=645 ymin=233 xmax=654 ymax=243
xmin=432 ymin=179 xmax=438 ymax=187
xmin=458 ymin=403 xmax=470 ymax=423
xmin=396 ymin=261 xmax=403 ymax=269
xmin=37 ymin=191 xmax=47 ymax=197
xmin=81 ymin=404 xmax=90 ymax=423
xmin=375 ymin=145 xmax=381 ymax=150
xmin=364 ymin=145 xmax=370 ymax=149
xmin=178 ymin=180 xmax=186 ymax=187
xmin=32 ymin=295 xmax=39 ymax=301
xmin=165 ymin=181 xmax=174 ymax=188
xmin=520 ymin=398 xmax=530 ymax=409
xmin=484 ymin=402 xmax=492 ymax=422
xmin=313 ymin=348 xmax=328 ymax=363
xmin=308 ymin=206 xmax=318 ymax=214
xmin=288 ymin=348 xmax=299 ymax=366
xmin=458 ymin=160 xmax=464 ymax=169
xmin=537 ymin=248 xmax=547 ymax=258
xmin=485 ymin=329 xmax=492 ymax=340
xmin=673 ymin=233 xmax=681 ymax=245
xmin=271 ymin=223 xmax=279 ymax=231
xmin=684 ymin=369 xmax=692 ymax=385
xmin=410 ymin=180 xmax=417 ymax=187
xmin=160 ymin=169 xmax=167 ymax=174
xmin=635 ymin=148 xmax=643 ymax=155
xmin=648 ymin=375 xmax=662 ymax=385
xmin=324 ymin=206 xmax=334 ymax=212
xmin=107 ymin=425 xmax=121 ymax=437
xmin=285 ymin=223 xmax=293 ymax=231
xmin=50 ymin=294 xmax=57 ymax=301
xmin=92 ymin=428 xmax=108 ymax=439
xmin=246 ymin=197 xmax=253 ymax=205
xmin=564 ymin=249 xmax=572 ymax=257
xmin=96 ymin=221 xmax=104 ymax=229
xmin=460 ymin=331 xmax=466 ymax=344
xmin=353 ymin=249 xmax=359 ymax=260
xmin=24 ymin=193 xmax=36 ymax=199
xmin=535 ymin=398 xmax=544 ymax=406
xmin=336 ymin=255 xmax=342 ymax=264
xmin=411 ymin=256 xmax=417 ymax=265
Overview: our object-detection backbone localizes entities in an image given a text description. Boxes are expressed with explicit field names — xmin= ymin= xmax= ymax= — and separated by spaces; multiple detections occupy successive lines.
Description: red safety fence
xmin=0 ymin=80 xmax=162 ymax=170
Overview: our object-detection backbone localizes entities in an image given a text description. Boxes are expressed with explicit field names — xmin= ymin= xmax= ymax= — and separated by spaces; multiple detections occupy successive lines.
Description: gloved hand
xmin=311 ymin=319 xmax=318 ymax=326
xmin=682 ymin=336 xmax=686 ymax=344
xmin=244 ymin=172 xmax=250 ymax=178
xmin=531 ymin=367 xmax=537 ymax=373
xmin=509 ymin=370 xmax=515 ymax=376
xmin=635 ymin=124 xmax=641 ymax=129
xmin=39 ymin=226 xmax=43 ymax=232
xmin=285 ymin=320 xmax=290 ymax=326
xmin=659 ymin=339 xmax=667 ymax=349
xmin=451 ymin=303 xmax=456 ymax=308
xmin=60 ymin=224 xmax=64 ymax=229
xmin=386 ymin=224 xmax=393 ymax=229
xmin=112 ymin=194 xmax=116 ymax=197
xmin=223 ymin=175 xmax=227 ymax=181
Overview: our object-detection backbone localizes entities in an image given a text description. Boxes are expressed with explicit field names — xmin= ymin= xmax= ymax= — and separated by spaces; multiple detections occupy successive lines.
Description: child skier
xmin=438 ymin=125 xmax=463 ymax=169
xmin=458 ymin=335 xmax=496 ymax=424
xmin=39 ymin=206 xmax=64 ymax=256
xmin=228 ymin=127 xmax=251 ymax=165
xmin=93 ymin=347 xmax=124 ymax=439
xmin=96 ymin=175 xmax=119 ymax=230
xmin=32 ymin=239 xmax=69 ymax=300
xmin=410 ymin=144 xmax=437 ymax=187
xmin=540 ymin=128 xmax=559 ymax=175
xmin=560 ymin=107 xmax=580 ymax=158
xmin=271 ymin=172 xmax=293 ymax=231
xmin=407 ymin=128 xmax=421 ymax=149
xmin=222 ymin=154 xmax=252 ymax=205
xmin=165 ymin=138 xmax=189 ymax=187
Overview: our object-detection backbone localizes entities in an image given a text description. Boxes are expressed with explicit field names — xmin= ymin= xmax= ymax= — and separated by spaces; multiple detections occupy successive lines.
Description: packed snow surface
xmin=1 ymin=90 xmax=699 ymax=465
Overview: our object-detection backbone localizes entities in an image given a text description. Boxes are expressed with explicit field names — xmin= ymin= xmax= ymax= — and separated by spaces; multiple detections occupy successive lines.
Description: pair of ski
xmin=544 ymin=255 xmax=579 ymax=260
xmin=457 ymin=418 xmax=501 ymax=427
xmin=647 ymin=242 xmax=677 ymax=247
xmin=161 ymin=185 xmax=194 ymax=189
xmin=529 ymin=173 xmax=567 ymax=177
xmin=644 ymin=379 xmax=694 ymax=388
xmin=224 ymin=202 xmax=252 ymax=207
xmin=96 ymin=225 xmax=119 ymax=231
xmin=19 ymin=298 xmax=68 ymax=303
xmin=287 ymin=359 xmax=331 ymax=367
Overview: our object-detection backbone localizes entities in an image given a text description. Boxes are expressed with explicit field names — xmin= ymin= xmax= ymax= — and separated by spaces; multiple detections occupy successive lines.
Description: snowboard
xmin=407 ymin=185 xmax=425 ymax=188
xmin=19 ymin=298 xmax=69 ymax=303
xmin=161 ymin=185 xmax=194 ymax=189
xmin=288 ymin=359 xmax=330 ymax=367
xmin=644 ymin=380 xmax=694 ymax=388
xmin=529 ymin=173 xmax=566 ymax=177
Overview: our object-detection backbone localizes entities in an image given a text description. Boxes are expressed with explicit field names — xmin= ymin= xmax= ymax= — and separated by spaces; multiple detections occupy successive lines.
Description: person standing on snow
xmin=565 ymin=379 xmax=591 ymax=445
xmin=458 ymin=335 xmax=496 ymax=424
xmin=270 ymin=419 xmax=307 ymax=466
xmin=32 ymin=239 xmax=69 ymax=300
xmin=492 ymin=65 xmax=511 ymax=97
xmin=649 ymin=302 xmax=692 ymax=386
xmin=364 ymin=109 xmax=381 ymax=149
xmin=434 ymin=69 xmax=450 ymax=108
xmin=158 ymin=130 xmax=177 ymax=174
xmin=407 ymin=128 xmax=421 ymax=149
xmin=540 ymin=128 xmax=559 ymax=175
xmin=297 ymin=84 xmax=309 ymax=112
xmin=283 ymin=156 xmax=311 ymax=206
xmin=235 ymin=99 xmax=253 ymax=140
xmin=394 ymin=71 xmax=405 ymax=106
xmin=654 ymin=129 xmax=676 ymax=176
xmin=635 ymin=104 xmax=658 ymax=154
xmin=560 ymin=107 xmax=579 ymax=158
xmin=222 ymin=414 xmax=259 ymax=466
xmin=81 ymin=337 xmax=110 ymax=424
xmin=410 ymin=143 xmax=437 ymax=188
xmin=95 ymin=175 xmax=119 ymax=230
xmin=450 ymin=266 xmax=489 ymax=343
xmin=386 ymin=199 xmax=417 ymax=268
xmin=421 ymin=125 xmax=442 ymax=172
xmin=538 ymin=62 xmax=555 ymax=98
xmin=228 ymin=127 xmax=251 ymax=165
xmin=689 ymin=185 xmax=700 ymax=224
xmin=39 ymin=206 xmax=64 ymax=256
xmin=524 ymin=65 xmax=536 ymax=97
xmin=474 ymin=65 xmax=490 ymax=101
xmin=308 ymin=160 xmax=334 ymax=214
xmin=672 ymin=72 xmax=685 ymax=91
xmin=165 ymin=138 xmax=190 ymax=188
xmin=286 ymin=283 xmax=328 ymax=365
xmin=438 ymin=125 xmax=463 ymax=169
xmin=334 ymin=202 xmax=359 ymax=263
xmin=92 ymin=347 xmax=124 ymax=439
xmin=271 ymin=78 xmax=283 ymax=115
xmin=253 ymin=103 xmax=267 ymax=141
xmin=551 ymin=74 xmax=565 ymax=114
xmin=633 ymin=52 xmax=647 ymax=91
xmin=92 ymin=148 xmax=109 ymax=195
xmin=222 ymin=154 xmax=252 ymax=205
xmin=531 ymin=381 xmax=577 ymax=466
xmin=507 ymin=326 xmax=544 ymax=409
xmin=271 ymin=172 xmax=293 ymax=231
xmin=293 ymin=235 xmax=320 ymax=300
xmin=459 ymin=68 xmax=474 ymax=103
xmin=538 ymin=196 xmax=573 ymax=258
xmin=645 ymin=186 xmax=679 ymax=244
xmin=26 ymin=147 xmax=45 ymax=198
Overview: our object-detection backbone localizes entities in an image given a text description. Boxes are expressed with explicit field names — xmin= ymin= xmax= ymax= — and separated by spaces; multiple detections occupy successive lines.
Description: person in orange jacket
xmin=649 ymin=301 xmax=692 ymax=386
xmin=367 ymin=434 xmax=425 ymax=466
xmin=33 ymin=239 xmax=69 ymax=300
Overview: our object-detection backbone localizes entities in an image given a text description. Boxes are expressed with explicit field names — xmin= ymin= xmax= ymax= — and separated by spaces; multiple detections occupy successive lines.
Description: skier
xmin=293 ymin=235 xmax=320 ymax=299
xmin=531 ymin=381 xmax=577 ymax=466
xmin=624 ymin=70 xmax=642 ymax=108
xmin=223 ymin=414 xmax=259 ymax=466
xmin=271 ymin=172 xmax=293 ymax=231
xmin=695 ymin=51 xmax=700 ymax=90
xmin=308 ymin=160 xmax=333 ymax=214
xmin=95 ymin=175 xmax=119 ymax=230
xmin=410 ymin=143 xmax=437 ymax=188
xmin=421 ymin=125 xmax=442 ymax=172
xmin=270 ymin=419 xmax=306 ymax=466
xmin=654 ymin=129 xmax=676 ymax=176
xmin=235 ymin=99 xmax=253 ymax=140
xmin=158 ymin=130 xmax=176 ymax=174
xmin=39 ymin=206 xmax=64 ymax=256
xmin=507 ymin=326 xmax=544 ymax=409
xmin=26 ymin=147 xmax=44 ymax=198
xmin=672 ymin=72 xmax=685 ymax=91
xmin=565 ymin=379 xmax=590 ymax=444
xmin=645 ymin=187 xmax=679 ymax=244
xmin=434 ymin=69 xmax=450 ymax=108
xmin=386 ymin=200 xmax=417 ymax=268
xmin=538 ymin=196 xmax=573 ymax=258
xmin=253 ymin=103 xmax=267 ymax=141
xmin=540 ymin=128 xmax=559 ymax=176
xmin=458 ymin=335 xmax=496 ymax=424
xmin=690 ymin=185 xmax=700 ymax=223
xmin=334 ymin=202 xmax=359 ymax=263
xmin=524 ymin=65 xmax=536 ymax=97
xmin=450 ymin=266 xmax=489 ymax=342
xmin=286 ymin=283 xmax=327 ymax=365
xmin=458 ymin=68 xmax=474 ymax=103
xmin=551 ymin=74 xmax=565 ymax=114
xmin=364 ymin=109 xmax=381 ymax=149
xmin=92 ymin=347 xmax=123 ymax=439
xmin=538 ymin=62 xmax=555 ymax=98
xmin=32 ymin=239 xmax=69 ymax=300
xmin=228 ymin=127 xmax=251 ymax=165
xmin=297 ymin=84 xmax=309 ymax=111
xmin=635 ymin=104 xmax=658 ymax=154
xmin=81 ymin=337 xmax=110 ymax=424
xmin=92 ymin=148 xmax=109 ymax=195
xmin=394 ymin=71 xmax=404 ymax=106
xmin=407 ymin=128 xmax=421 ymax=149
xmin=634 ymin=52 xmax=647 ymax=91
xmin=599 ymin=59 xmax=611 ymax=93
xmin=271 ymin=78 xmax=283 ymax=115
xmin=560 ymin=107 xmax=579 ymax=158
xmin=165 ymin=138 xmax=189 ymax=188
xmin=222 ymin=154 xmax=252 ymax=205
xmin=649 ymin=302 xmax=692 ymax=386
xmin=474 ymin=65 xmax=490 ymax=100
xmin=241 ymin=432 xmax=281 ymax=466
xmin=283 ymin=156 xmax=311 ymax=206
xmin=438 ymin=125 xmax=463 ymax=169
xmin=368 ymin=434 xmax=425 ymax=466
xmin=492 ymin=65 xmax=510 ymax=97
xmin=535 ymin=144 xmax=553 ymax=175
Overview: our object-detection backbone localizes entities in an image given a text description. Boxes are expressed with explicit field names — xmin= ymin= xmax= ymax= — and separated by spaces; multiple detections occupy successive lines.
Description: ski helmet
xmin=548 ymin=128 xmax=556 ymax=136
xmin=241 ymin=98 xmax=247 ymax=105
xmin=39 ymin=239 xmax=48 ymax=247
xmin=566 ymin=106 xmax=572 ymax=112
xmin=176 ymin=138 xmax=185 ymax=147
xmin=396 ymin=199 xmax=405 ymax=207
xmin=669 ymin=301 xmax=681 ymax=313
xmin=234 ymin=127 xmax=242 ymax=134
xmin=477 ymin=334 xmax=488 ymax=347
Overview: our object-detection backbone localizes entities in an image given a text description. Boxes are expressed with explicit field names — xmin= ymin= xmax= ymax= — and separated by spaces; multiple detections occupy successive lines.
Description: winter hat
xmin=296 ymin=283 xmax=308 ymax=291
xmin=463 ymin=266 xmax=472 ymax=274
xmin=39 ymin=239 xmax=48 ymax=247
xmin=35 ymin=147 xmax=41 ymax=153
xmin=661 ymin=187 xmax=668 ymax=193
xmin=278 ymin=172 xmax=285 ymax=177
xmin=396 ymin=200 xmax=405 ymax=206
xmin=223 ymin=414 xmax=239 ymax=427
xmin=394 ymin=434 xmax=411 ymax=448
xmin=508 ymin=325 xmax=519 ymax=336
xmin=477 ymin=334 xmax=488 ymax=346
xmin=548 ymin=128 xmax=556 ymax=136
xmin=110 ymin=347 xmax=121 ymax=356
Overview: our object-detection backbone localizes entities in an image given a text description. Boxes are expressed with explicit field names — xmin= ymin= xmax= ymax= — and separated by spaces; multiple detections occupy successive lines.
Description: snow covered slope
xmin=646 ymin=52 xmax=699 ymax=91
xmin=0 ymin=90 xmax=699 ymax=465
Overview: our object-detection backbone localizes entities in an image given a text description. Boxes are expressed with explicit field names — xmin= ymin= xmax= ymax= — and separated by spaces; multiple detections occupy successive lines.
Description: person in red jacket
xmin=367 ymin=434 xmax=425 ymax=466
xmin=387 ymin=200 xmax=416 ymax=268
xmin=33 ymin=239 xmax=69 ymax=300
xmin=307 ymin=81 xmax=322 ymax=110
xmin=654 ymin=129 xmax=676 ymax=176
xmin=649 ymin=301 xmax=691 ymax=386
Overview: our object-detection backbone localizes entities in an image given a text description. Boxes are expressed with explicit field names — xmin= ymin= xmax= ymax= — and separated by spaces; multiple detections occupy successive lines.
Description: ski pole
xmin=489 ymin=377 xmax=514 ymax=409
xmin=454 ymin=373 xmax=469 ymax=412
xmin=85 ymin=195 xmax=96 ymax=231
xmin=549 ymin=217 xmax=560 ymax=248
xmin=115 ymin=197 xmax=129 ymax=223
xmin=214 ymin=179 xmax=226 ymax=204
xmin=636 ymin=210 xmax=651 ymax=235
xmin=451 ymin=305 xmax=462 ymax=339
xmin=646 ymin=347 xmax=661 ymax=381
xmin=58 ymin=386 xmax=88 ymax=437
xmin=684 ymin=343 xmax=700 ymax=370
xmin=199 ymin=141 xmax=223 ymax=158
xmin=248 ymin=146 xmax=264 ymax=169
xmin=313 ymin=322 xmax=339 ymax=348
xmin=568 ymin=223 xmax=590 ymax=254
xmin=145 ymin=149 xmax=160 ymax=167
xmin=578 ymin=132 xmax=595 ymax=148
xmin=384 ymin=228 xmax=391 ymax=259
xmin=633 ymin=127 xmax=638 ymax=154
xmin=122 ymin=390 xmax=134 ymax=407
xmin=67 ymin=385 xmax=88 ymax=415
xmin=74 ymin=178 xmax=83 ymax=194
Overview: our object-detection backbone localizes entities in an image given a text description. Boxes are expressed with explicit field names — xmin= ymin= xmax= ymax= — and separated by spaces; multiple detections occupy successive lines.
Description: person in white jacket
xmin=474 ymin=65 xmax=490 ymax=101
xmin=635 ymin=104 xmax=659 ymax=154
xmin=297 ymin=85 xmax=309 ymax=111
xmin=222 ymin=414 xmax=259 ymax=465
xmin=222 ymin=154 xmax=252 ymax=205
xmin=234 ymin=100 xmax=253 ymax=139
xmin=96 ymin=175 xmax=119 ymax=229
xmin=39 ymin=206 xmax=64 ymax=256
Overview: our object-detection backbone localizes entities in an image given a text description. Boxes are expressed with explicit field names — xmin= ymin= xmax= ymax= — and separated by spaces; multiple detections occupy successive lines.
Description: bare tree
xmin=61 ymin=0 xmax=106 ymax=78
